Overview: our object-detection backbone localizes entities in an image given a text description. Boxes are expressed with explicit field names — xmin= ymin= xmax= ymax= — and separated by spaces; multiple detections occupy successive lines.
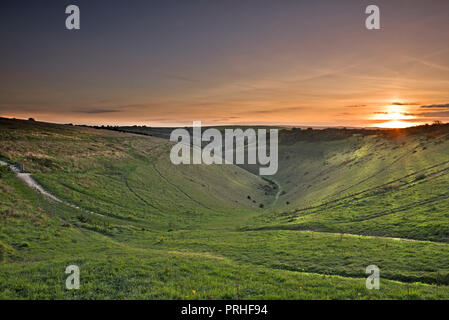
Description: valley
xmin=0 ymin=117 xmax=448 ymax=299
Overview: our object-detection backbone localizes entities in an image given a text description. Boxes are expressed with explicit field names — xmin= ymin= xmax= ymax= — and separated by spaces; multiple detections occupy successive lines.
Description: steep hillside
xmin=248 ymin=126 xmax=449 ymax=242
xmin=0 ymin=118 xmax=274 ymax=229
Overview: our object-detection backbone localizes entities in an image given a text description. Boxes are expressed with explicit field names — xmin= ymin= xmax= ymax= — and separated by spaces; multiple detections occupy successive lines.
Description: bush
xmin=415 ymin=174 xmax=426 ymax=181
xmin=19 ymin=242 xmax=30 ymax=248
xmin=383 ymin=184 xmax=400 ymax=192
xmin=77 ymin=214 xmax=89 ymax=223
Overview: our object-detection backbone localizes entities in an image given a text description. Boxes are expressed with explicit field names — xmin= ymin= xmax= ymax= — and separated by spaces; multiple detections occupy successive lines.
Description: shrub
xmin=415 ymin=174 xmax=426 ymax=181
xmin=19 ymin=242 xmax=30 ymax=248
xmin=77 ymin=214 xmax=89 ymax=223
xmin=383 ymin=184 xmax=400 ymax=192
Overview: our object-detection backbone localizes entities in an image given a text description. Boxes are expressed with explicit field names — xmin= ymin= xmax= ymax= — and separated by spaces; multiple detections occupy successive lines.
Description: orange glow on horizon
xmin=371 ymin=104 xmax=424 ymax=128
xmin=375 ymin=120 xmax=423 ymax=129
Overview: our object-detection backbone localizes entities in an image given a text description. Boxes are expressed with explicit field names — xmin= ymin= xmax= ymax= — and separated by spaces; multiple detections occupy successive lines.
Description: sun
xmin=376 ymin=120 xmax=415 ymax=129
xmin=372 ymin=105 xmax=421 ymax=128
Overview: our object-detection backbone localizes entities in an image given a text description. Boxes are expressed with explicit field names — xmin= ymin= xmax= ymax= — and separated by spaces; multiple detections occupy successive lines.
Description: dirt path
xmin=0 ymin=160 xmax=62 ymax=203
xmin=0 ymin=160 xmax=108 ymax=218
xmin=270 ymin=179 xmax=283 ymax=208
xmin=297 ymin=229 xmax=420 ymax=242
xmin=248 ymin=227 xmax=427 ymax=242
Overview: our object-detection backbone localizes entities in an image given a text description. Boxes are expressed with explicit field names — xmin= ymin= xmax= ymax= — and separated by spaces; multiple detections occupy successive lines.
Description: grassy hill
xmin=0 ymin=118 xmax=448 ymax=299
xmin=247 ymin=126 xmax=449 ymax=243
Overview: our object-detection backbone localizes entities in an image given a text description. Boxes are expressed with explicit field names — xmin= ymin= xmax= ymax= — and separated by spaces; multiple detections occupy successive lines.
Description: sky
xmin=0 ymin=0 xmax=449 ymax=127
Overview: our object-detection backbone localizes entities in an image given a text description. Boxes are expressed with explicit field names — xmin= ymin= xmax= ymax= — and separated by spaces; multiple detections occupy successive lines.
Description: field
xmin=0 ymin=117 xmax=448 ymax=299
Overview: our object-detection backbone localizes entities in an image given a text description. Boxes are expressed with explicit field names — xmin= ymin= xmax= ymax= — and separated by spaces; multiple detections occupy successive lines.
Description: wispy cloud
xmin=72 ymin=109 xmax=121 ymax=114
xmin=404 ymin=56 xmax=449 ymax=73
xmin=344 ymin=104 xmax=367 ymax=108
xmin=420 ymin=103 xmax=449 ymax=109
xmin=159 ymin=73 xmax=199 ymax=83
xmin=392 ymin=102 xmax=419 ymax=106
xmin=242 ymin=106 xmax=306 ymax=115
xmin=417 ymin=111 xmax=449 ymax=118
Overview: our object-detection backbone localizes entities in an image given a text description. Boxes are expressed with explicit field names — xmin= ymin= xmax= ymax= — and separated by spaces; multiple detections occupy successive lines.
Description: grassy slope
xmin=0 ymin=118 xmax=448 ymax=299
xmin=251 ymin=130 xmax=449 ymax=242
xmin=0 ymin=118 xmax=272 ymax=219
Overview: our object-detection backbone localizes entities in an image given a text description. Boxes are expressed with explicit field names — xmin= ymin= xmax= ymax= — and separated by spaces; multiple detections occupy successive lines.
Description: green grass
xmin=0 ymin=118 xmax=448 ymax=299
xmin=250 ymin=132 xmax=449 ymax=242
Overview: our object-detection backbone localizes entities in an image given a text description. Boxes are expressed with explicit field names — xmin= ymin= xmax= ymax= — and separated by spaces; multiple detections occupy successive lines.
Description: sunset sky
xmin=1 ymin=0 xmax=448 ymax=127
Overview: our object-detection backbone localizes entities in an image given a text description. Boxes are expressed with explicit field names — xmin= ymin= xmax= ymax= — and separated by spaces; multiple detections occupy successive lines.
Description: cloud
xmin=417 ymin=111 xmax=449 ymax=118
xmin=420 ymin=103 xmax=449 ymax=109
xmin=344 ymin=104 xmax=366 ymax=108
xmin=392 ymin=102 xmax=419 ymax=106
xmin=160 ymin=73 xmax=199 ymax=83
xmin=242 ymin=106 xmax=306 ymax=115
xmin=336 ymin=112 xmax=352 ymax=116
xmin=72 ymin=109 xmax=121 ymax=114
